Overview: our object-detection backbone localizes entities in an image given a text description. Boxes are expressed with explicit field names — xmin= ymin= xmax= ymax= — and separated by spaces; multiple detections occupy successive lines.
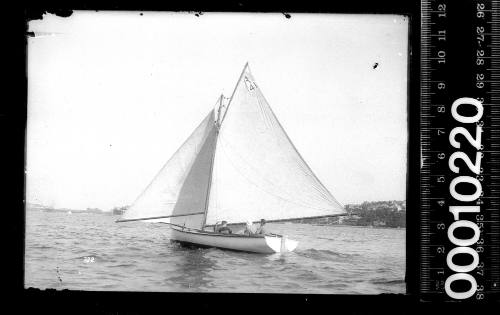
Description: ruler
xmin=420 ymin=0 xmax=500 ymax=301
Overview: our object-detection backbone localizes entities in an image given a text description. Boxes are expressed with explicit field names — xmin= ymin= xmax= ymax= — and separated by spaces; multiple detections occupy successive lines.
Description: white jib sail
xmin=205 ymin=64 xmax=345 ymax=225
xmin=120 ymin=109 xmax=217 ymax=229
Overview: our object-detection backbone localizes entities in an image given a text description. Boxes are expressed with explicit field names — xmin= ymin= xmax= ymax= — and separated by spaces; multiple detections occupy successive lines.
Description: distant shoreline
xmin=27 ymin=199 xmax=407 ymax=229
xmin=276 ymin=221 xmax=406 ymax=230
xmin=311 ymin=223 xmax=406 ymax=230
xmin=27 ymin=210 xmax=407 ymax=230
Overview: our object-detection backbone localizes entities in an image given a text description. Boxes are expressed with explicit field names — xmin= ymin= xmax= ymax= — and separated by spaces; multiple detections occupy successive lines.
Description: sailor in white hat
xmin=243 ymin=219 xmax=255 ymax=236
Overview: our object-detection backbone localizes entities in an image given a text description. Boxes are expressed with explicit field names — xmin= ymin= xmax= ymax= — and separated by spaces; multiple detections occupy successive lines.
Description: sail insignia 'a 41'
xmin=119 ymin=64 xmax=345 ymax=228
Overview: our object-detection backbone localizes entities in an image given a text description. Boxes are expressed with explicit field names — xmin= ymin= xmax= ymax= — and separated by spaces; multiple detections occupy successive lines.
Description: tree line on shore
xmin=28 ymin=200 xmax=406 ymax=228
xmin=295 ymin=200 xmax=406 ymax=228
xmin=26 ymin=203 xmax=127 ymax=214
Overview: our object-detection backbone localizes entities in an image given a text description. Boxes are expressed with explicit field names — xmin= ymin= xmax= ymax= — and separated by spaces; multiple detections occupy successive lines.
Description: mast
xmin=219 ymin=62 xmax=249 ymax=126
xmin=201 ymin=62 xmax=251 ymax=228
xmin=201 ymin=95 xmax=223 ymax=229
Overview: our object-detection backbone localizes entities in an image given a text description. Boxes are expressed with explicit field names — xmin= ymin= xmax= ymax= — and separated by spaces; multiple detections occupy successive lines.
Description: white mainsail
xmin=120 ymin=64 xmax=345 ymax=229
xmin=204 ymin=64 xmax=344 ymax=225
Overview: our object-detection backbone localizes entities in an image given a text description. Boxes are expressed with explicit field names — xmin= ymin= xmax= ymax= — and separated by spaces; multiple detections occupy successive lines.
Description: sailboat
xmin=117 ymin=63 xmax=345 ymax=253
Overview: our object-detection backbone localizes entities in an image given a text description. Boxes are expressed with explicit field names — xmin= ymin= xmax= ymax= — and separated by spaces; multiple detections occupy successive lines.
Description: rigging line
xmin=215 ymin=94 xmax=224 ymax=127
xmin=205 ymin=213 xmax=348 ymax=227
xmin=116 ymin=211 xmax=205 ymax=223
xmin=219 ymin=63 xmax=250 ymax=128
xmin=243 ymin=87 xmax=338 ymax=207
xmin=216 ymin=136 xmax=339 ymax=212
xmin=217 ymin=131 xmax=335 ymax=207
xmin=256 ymin=93 xmax=327 ymax=193
xmin=201 ymin=115 xmax=219 ymax=228
xmin=255 ymin=88 xmax=344 ymax=209
xmin=256 ymin=90 xmax=335 ymax=204
xmin=253 ymin=87 xmax=336 ymax=204
xmin=124 ymin=111 xmax=214 ymax=213
xmin=208 ymin=153 xmax=219 ymax=222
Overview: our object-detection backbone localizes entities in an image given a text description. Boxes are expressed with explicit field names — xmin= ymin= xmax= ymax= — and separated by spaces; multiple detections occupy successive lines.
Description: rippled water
xmin=25 ymin=211 xmax=405 ymax=294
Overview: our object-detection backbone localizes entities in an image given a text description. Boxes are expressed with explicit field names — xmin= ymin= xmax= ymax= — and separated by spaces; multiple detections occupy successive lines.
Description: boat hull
xmin=170 ymin=226 xmax=298 ymax=254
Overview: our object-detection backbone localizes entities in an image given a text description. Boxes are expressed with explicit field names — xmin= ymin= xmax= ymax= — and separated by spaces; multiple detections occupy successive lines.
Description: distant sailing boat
xmin=117 ymin=63 xmax=345 ymax=253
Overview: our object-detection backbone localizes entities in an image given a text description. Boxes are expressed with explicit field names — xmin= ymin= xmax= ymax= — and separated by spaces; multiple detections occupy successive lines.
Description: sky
xmin=27 ymin=11 xmax=408 ymax=211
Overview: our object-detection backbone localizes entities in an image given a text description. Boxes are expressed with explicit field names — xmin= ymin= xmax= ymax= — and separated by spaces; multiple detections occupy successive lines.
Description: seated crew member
xmin=255 ymin=219 xmax=267 ymax=235
xmin=243 ymin=220 xmax=255 ymax=236
xmin=213 ymin=221 xmax=222 ymax=232
xmin=217 ymin=221 xmax=232 ymax=234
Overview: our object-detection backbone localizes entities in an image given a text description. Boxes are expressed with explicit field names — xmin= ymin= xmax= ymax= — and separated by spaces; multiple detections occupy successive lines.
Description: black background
xmin=4 ymin=0 xmax=498 ymax=313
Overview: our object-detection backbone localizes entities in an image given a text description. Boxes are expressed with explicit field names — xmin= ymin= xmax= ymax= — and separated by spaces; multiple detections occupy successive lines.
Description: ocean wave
xmin=370 ymin=278 xmax=405 ymax=285
xmin=296 ymin=248 xmax=359 ymax=261
xmin=108 ymin=263 xmax=136 ymax=268
xmin=28 ymin=245 xmax=55 ymax=250
xmin=25 ymin=212 xmax=405 ymax=294
xmin=315 ymin=236 xmax=366 ymax=243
